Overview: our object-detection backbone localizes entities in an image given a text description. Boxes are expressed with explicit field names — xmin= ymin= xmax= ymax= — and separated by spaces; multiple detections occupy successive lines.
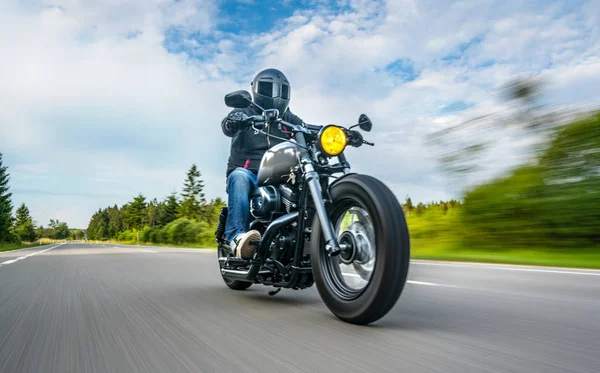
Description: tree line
xmin=86 ymin=164 xmax=224 ymax=247
xmin=420 ymin=75 xmax=600 ymax=251
xmin=0 ymin=153 xmax=72 ymax=245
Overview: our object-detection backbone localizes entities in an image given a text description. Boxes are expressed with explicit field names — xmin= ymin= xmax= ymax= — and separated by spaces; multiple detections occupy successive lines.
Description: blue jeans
xmin=225 ymin=168 xmax=258 ymax=244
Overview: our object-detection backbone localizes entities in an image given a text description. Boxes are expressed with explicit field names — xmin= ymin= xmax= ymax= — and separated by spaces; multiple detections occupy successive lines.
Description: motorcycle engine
xmin=250 ymin=186 xmax=280 ymax=220
xmin=250 ymin=184 xmax=299 ymax=221
xmin=280 ymin=184 xmax=299 ymax=213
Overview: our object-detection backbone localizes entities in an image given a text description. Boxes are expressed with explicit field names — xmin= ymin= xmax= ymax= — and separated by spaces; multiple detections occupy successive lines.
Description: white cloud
xmin=1 ymin=0 xmax=599 ymax=227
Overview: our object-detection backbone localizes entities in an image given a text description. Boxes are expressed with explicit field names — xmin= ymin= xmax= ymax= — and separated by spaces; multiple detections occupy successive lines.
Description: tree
xmin=178 ymin=164 xmax=206 ymax=220
xmin=160 ymin=193 xmax=179 ymax=226
xmin=36 ymin=225 xmax=45 ymax=239
xmin=95 ymin=221 xmax=107 ymax=240
xmin=462 ymin=112 xmax=600 ymax=247
xmin=106 ymin=205 xmax=121 ymax=238
xmin=15 ymin=203 xmax=31 ymax=227
xmin=205 ymin=197 xmax=226 ymax=225
xmin=48 ymin=219 xmax=59 ymax=230
xmin=14 ymin=203 xmax=37 ymax=242
xmin=86 ymin=209 xmax=104 ymax=240
xmin=49 ymin=219 xmax=70 ymax=239
xmin=415 ymin=202 xmax=426 ymax=216
xmin=0 ymin=153 xmax=14 ymax=243
xmin=122 ymin=194 xmax=147 ymax=230
xmin=36 ymin=224 xmax=54 ymax=239
xmin=70 ymin=229 xmax=85 ymax=240
xmin=147 ymin=198 xmax=159 ymax=227
xmin=402 ymin=196 xmax=414 ymax=216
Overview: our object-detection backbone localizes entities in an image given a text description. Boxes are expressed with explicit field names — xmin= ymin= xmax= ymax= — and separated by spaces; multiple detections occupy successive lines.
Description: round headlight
xmin=318 ymin=125 xmax=347 ymax=156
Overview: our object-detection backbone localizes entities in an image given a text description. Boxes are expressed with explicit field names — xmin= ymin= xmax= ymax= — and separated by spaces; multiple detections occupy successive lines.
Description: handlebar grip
xmin=248 ymin=115 xmax=265 ymax=122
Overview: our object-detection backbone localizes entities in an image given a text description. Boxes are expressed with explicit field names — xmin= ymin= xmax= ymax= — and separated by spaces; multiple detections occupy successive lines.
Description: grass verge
xmin=411 ymin=239 xmax=600 ymax=269
xmin=0 ymin=241 xmax=53 ymax=253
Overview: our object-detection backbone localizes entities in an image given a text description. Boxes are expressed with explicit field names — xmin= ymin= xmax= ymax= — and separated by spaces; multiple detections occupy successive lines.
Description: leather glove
xmin=226 ymin=111 xmax=251 ymax=131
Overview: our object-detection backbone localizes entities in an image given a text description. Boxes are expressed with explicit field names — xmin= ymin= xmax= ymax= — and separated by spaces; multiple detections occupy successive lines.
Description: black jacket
xmin=222 ymin=106 xmax=304 ymax=176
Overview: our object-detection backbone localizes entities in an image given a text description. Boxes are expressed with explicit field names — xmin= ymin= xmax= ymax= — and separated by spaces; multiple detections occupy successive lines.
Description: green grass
xmin=411 ymin=239 xmax=600 ymax=269
xmin=0 ymin=241 xmax=52 ymax=253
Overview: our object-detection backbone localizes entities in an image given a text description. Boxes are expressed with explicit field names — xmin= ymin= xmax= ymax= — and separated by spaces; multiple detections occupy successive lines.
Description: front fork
xmin=304 ymin=163 xmax=341 ymax=256
xmin=296 ymin=132 xmax=343 ymax=256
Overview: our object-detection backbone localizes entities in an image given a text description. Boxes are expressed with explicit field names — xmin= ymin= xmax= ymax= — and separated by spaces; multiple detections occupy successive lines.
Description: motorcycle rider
xmin=221 ymin=68 xmax=305 ymax=259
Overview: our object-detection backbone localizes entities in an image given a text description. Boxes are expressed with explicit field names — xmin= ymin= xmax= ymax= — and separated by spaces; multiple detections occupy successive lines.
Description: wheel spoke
xmin=323 ymin=203 xmax=377 ymax=299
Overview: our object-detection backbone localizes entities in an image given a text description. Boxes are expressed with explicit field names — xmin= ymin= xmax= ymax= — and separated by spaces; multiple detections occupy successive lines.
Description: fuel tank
xmin=257 ymin=141 xmax=300 ymax=186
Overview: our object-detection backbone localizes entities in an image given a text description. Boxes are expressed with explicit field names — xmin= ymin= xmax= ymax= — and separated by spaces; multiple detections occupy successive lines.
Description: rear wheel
xmin=217 ymin=245 xmax=252 ymax=290
xmin=311 ymin=174 xmax=410 ymax=325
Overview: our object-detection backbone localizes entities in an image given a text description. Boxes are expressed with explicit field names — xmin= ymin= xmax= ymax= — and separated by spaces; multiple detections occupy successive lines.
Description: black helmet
xmin=251 ymin=68 xmax=291 ymax=115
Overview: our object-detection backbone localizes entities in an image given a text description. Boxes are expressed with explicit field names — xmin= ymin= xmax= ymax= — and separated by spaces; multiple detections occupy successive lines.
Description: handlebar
xmin=242 ymin=115 xmax=372 ymax=147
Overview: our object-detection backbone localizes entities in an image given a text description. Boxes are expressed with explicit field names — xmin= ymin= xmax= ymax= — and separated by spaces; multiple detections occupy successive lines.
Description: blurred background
xmin=1 ymin=0 xmax=599 ymax=266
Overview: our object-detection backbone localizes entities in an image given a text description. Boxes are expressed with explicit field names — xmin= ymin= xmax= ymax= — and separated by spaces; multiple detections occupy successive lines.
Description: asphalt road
xmin=1 ymin=243 xmax=599 ymax=373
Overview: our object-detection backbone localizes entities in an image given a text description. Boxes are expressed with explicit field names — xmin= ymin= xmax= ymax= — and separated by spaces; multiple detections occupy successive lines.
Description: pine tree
xmin=86 ymin=209 xmax=103 ymax=240
xmin=14 ymin=203 xmax=37 ymax=242
xmin=122 ymin=194 xmax=147 ymax=230
xmin=160 ymin=193 xmax=179 ymax=225
xmin=107 ymin=205 xmax=121 ymax=238
xmin=178 ymin=164 xmax=205 ymax=220
xmin=147 ymin=199 xmax=159 ymax=227
xmin=0 ymin=153 xmax=14 ymax=243
xmin=96 ymin=220 xmax=107 ymax=240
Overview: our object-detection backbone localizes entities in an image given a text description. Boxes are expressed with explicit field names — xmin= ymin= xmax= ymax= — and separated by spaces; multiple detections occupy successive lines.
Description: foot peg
xmin=268 ymin=287 xmax=282 ymax=296
xmin=218 ymin=257 xmax=250 ymax=268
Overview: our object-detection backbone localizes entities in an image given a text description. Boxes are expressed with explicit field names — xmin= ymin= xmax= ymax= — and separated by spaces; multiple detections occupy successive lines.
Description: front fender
xmin=328 ymin=172 xmax=357 ymax=195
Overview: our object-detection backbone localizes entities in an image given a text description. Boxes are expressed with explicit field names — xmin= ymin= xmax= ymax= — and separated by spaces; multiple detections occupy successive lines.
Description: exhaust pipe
xmin=221 ymin=265 xmax=260 ymax=282
xmin=221 ymin=211 xmax=299 ymax=282
xmin=259 ymin=211 xmax=298 ymax=254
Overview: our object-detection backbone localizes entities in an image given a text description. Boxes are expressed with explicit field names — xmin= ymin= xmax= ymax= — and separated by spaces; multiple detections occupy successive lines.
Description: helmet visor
xmin=257 ymin=81 xmax=290 ymax=100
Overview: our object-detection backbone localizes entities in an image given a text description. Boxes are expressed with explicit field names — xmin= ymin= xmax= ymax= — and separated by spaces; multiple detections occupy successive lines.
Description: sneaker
xmin=231 ymin=230 xmax=261 ymax=259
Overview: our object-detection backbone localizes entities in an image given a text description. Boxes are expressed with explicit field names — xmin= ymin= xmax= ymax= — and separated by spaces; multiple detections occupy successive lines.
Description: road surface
xmin=1 ymin=243 xmax=599 ymax=373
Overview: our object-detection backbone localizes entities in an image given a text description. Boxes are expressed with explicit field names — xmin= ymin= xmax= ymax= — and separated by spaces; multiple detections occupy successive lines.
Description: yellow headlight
xmin=319 ymin=126 xmax=347 ymax=156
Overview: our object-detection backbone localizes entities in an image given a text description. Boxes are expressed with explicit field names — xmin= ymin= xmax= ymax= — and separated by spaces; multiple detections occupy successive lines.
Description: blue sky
xmin=1 ymin=0 xmax=599 ymax=228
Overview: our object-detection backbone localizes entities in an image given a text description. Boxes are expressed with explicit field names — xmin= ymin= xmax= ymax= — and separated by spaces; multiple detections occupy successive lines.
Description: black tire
xmin=217 ymin=245 xmax=252 ymax=291
xmin=311 ymin=174 xmax=410 ymax=325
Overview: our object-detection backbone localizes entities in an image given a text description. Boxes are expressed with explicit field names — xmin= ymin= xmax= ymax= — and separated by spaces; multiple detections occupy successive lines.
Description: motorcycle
xmin=215 ymin=90 xmax=410 ymax=325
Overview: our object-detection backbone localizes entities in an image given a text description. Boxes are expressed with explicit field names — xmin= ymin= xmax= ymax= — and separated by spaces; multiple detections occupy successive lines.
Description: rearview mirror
xmin=225 ymin=90 xmax=252 ymax=108
xmin=358 ymin=114 xmax=372 ymax=132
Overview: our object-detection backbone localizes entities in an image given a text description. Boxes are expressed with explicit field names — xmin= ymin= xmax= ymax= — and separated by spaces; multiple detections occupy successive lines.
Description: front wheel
xmin=311 ymin=174 xmax=410 ymax=325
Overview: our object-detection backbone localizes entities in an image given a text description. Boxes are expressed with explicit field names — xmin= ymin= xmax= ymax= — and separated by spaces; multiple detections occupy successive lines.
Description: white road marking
xmin=25 ymin=245 xmax=62 ymax=258
xmin=407 ymin=280 xmax=459 ymax=288
xmin=138 ymin=249 xmax=157 ymax=253
xmin=342 ymin=272 xmax=459 ymax=288
xmin=0 ymin=243 xmax=65 ymax=268
xmin=413 ymin=261 xmax=600 ymax=276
